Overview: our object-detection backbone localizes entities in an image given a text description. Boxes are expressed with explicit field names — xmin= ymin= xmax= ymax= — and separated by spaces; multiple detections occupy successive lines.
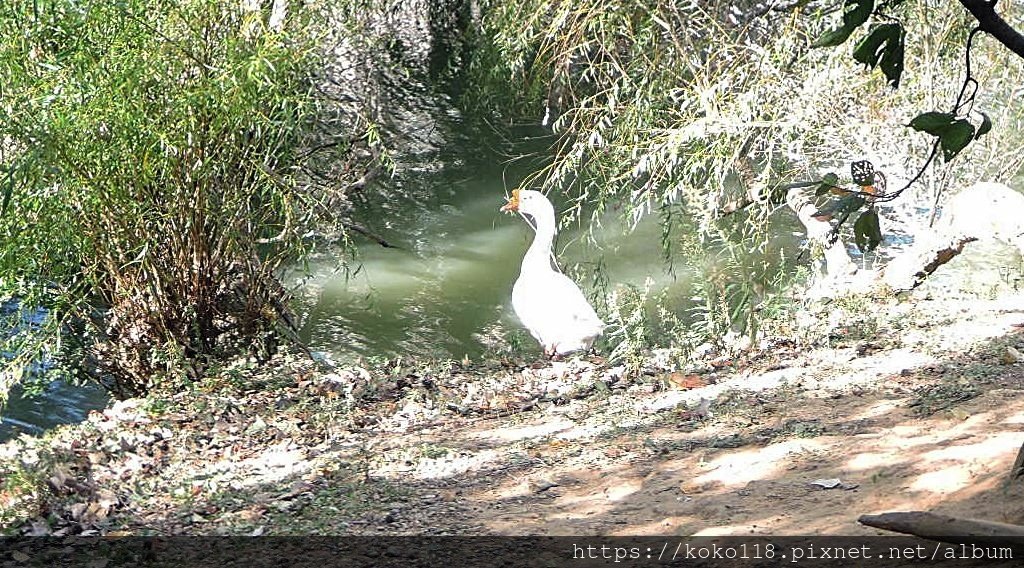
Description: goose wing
xmin=511 ymin=270 xmax=604 ymax=351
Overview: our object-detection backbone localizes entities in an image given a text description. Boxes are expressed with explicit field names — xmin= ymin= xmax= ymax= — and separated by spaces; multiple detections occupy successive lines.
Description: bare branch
xmin=959 ymin=0 xmax=1024 ymax=60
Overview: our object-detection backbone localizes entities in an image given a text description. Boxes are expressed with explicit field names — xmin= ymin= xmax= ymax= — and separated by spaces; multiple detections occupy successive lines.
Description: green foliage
xmin=810 ymin=161 xmax=884 ymax=250
xmin=853 ymin=208 xmax=882 ymax=252
xmin=815 ymin=0 xmax=1010 ymax=173
xmin=813 ymin=0 xmax=875 ymax=48
xmin=852 ymin=23 xmax=904 ymax=87
xmin=813 ymin=0 xmax=905 ymax=88
xmin=909 ymin=111 xmax=983 ymax=161
xmin=0 ymin=0 xmax=330 ymax=397
xmin=813 ymin=194 xmax=866 ymax=221
xmin=464 ymin=0 xmax=1024 ymax=362
xmin=605 ymin=280 xmax=655 ymax=376
xmin=814 ymin=173 xmax=842 ymax=197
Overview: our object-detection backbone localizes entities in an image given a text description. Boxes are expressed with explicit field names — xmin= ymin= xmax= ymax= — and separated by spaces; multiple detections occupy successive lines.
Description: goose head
xmin=500 ymin=189 xmax=556 ymax=229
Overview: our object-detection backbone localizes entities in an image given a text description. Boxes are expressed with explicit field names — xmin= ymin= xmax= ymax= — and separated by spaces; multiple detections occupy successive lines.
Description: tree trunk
xmin=859 ymin=511 xmax=1024 ymax=552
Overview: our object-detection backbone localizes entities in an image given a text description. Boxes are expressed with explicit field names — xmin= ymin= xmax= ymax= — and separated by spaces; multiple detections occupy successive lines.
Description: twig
xmin=343 ymin=221 xmax=397 ymax=249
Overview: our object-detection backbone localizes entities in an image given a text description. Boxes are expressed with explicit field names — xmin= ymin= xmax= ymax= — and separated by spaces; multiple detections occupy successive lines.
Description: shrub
xmin=0 ymin=0 xmax=325 ymax=397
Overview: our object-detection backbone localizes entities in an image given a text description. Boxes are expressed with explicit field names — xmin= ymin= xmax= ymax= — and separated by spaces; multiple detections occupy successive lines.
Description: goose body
xmin=501 ymin=189 xmax=604 ymax=356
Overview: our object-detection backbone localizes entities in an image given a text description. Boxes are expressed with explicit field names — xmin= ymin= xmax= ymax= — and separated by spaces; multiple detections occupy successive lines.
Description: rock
xmin=1001 ymin=346 xmax=1024 ymax=364
xmin=529 ymin=479 xmax=560 ymax=493
xmin=246 ymin=416 xmax=268 ymax=435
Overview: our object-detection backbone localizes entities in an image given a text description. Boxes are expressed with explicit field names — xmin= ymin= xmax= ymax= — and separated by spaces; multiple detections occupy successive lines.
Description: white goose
xmin=501 ymin=189 xmax=605 ymax=357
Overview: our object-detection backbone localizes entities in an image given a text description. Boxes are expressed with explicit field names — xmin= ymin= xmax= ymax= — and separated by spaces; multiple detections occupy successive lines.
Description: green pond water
xmin=8 ymin=156 xmax=685 ymax=438
xmin=292 ymin=162 xmax=693 ymax=363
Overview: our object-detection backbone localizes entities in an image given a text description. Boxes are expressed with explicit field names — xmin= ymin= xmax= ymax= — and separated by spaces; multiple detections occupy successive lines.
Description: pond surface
xmin=0 ymin=304 xmax=110 ymax=440
xmin=292 ymin=161 xmax=692 ymax=363
xmin=12 ymin=162 xmax=1021 ymax=442
xmin=0 ymin=381 xmax=108 ymax=440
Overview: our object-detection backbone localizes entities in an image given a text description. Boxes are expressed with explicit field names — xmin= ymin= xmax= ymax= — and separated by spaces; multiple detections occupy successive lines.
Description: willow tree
xmin=0 ymin=0 xmax=347 ymax=397
xmin=460 ymin=0 xmax=1024 ymax=360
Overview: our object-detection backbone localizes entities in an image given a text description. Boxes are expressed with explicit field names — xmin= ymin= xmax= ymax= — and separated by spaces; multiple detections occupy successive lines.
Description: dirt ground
xmin=363 ymin=299 xmax=1024 ymax=536
xmin=4 ymin=291 xmax=1024 ymax=537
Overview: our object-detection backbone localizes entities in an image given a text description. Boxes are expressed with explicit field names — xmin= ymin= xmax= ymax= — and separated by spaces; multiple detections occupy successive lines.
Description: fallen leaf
xmin=246 ymin=416 xmax=268 ymax=435
xmin=85 ymin=501 xmax=110 ymax=522
xmin=238 ymin=506 xmax=266 ymax=522
xmin=47 ymin=468 xmax=70 ymax=491
xmin=69 ymin=503 xmax=88 ymax=521
xmin=12 ymin=551 xmax=29 ymax=562
xmin=810 ymin=478 xmax=858 ymax=490
xmin=529 ymin=479 xmax=559 ymax=493
xmin=666 ymin=373 xmax=707 ymax=390
xmin=948 ymin=408 xmax=970 ymax=421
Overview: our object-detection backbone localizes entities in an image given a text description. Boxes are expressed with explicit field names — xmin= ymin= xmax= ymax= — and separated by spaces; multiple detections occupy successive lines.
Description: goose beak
xmin=500 ymin=189 xmax=520 ymax=213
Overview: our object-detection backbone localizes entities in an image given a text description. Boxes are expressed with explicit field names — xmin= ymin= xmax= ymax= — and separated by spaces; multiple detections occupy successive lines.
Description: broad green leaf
xmin=853 ymin=24 xmax=899 ymax=68
xmin=939 ymin=120 xmax=975 ymax=161
xmin=878 ymin=28 xmax=904 ymax=88
xmin=814 ymin=194 xmax=865 ymax=221
xmin=836 ymin=194 xmax=867 ymax=218
xmin=813 ymin=26 xmax=856 ymax=48
xmin=815 ymin=172 xmax=841 ymax=196
xmin=843 ymin=0 xmax=874 ymax=28
xmin=813 ymin=0 xmax=874 ymax=48
xmin=975 ymin=112 xmax=992 ymax=139
xmin=854 ymin=208 xmax=883 ymax=252
xmin=908 ymin=112 xmax=955 ymax=135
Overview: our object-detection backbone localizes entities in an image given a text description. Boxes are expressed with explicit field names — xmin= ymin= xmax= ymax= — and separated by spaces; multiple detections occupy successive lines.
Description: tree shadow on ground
xmin=27 ymin=298 xmax=1024 ymax=538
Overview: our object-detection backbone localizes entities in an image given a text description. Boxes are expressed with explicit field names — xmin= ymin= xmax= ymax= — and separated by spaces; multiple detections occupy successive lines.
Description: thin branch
xmin=951 ymin=27 xmax=983 ymax=115
xmin=344 ymin=221 xmax=397 ymax=249
xmin=881 ymin=26 xmax=982 ymax=203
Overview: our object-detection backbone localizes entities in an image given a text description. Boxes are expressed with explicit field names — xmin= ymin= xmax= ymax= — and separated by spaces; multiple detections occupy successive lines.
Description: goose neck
xmin=523 ymin=210 xmax=557 ymax=271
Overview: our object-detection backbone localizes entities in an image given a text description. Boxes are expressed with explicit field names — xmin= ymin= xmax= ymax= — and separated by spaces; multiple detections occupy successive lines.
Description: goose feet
xmin=543 ymin=345 xmax=562 ymax=361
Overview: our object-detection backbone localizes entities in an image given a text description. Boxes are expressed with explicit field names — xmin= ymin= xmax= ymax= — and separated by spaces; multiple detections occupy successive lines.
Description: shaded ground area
xmin=3 ymin=292 xmax=1024 ymax=536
